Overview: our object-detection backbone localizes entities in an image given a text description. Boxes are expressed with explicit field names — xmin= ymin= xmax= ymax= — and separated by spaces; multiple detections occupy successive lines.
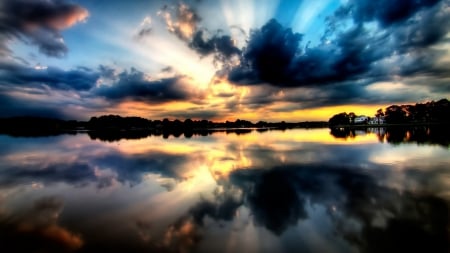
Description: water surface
xmin=0 ymin=128 xmax=449 ymax=253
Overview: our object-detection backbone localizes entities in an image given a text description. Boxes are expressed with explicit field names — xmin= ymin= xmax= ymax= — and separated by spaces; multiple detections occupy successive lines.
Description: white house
xmin=368 ymin=116 xmax=386 ymax=125
xmin=354 ymin=116 xmax=369 ymax=124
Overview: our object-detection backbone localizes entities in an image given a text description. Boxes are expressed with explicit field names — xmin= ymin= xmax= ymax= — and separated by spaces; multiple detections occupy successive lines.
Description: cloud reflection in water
xmin=0 ymin=129 xmax=448 ymax=253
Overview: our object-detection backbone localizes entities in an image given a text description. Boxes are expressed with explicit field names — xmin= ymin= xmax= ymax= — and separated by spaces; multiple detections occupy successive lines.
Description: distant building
xmin=354 ymin=116 xmax=369 ymax=124
xmin=368 ymin=116 xmax=386 ymax=125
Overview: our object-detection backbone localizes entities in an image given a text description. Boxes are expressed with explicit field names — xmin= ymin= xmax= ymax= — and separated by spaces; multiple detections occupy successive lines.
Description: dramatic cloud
xmin=229 ymin=19 xmax=385 ymax=87
xmin=0 ymin=61 xmax=99 ymax=91
xmin=0 ymin=60 xmax=203 ymax=119
xmin=0 ymin=0 xmax=89 ymax=57
xmin=229 ymin=1 xmax=450 ymax=89
xmin=94 ymin=68 xmax=198 ymax=103
xmin=228 ymin=19 xmax=304 ymax=86
xmin=159 ymin=2 xmax=241 ymax=62
xmin=190 ymin=30 xmax=241 ymax=61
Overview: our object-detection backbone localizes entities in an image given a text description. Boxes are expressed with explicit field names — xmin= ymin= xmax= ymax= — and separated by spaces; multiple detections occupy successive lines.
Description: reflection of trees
xmin=330 ymin=127 xmax=356 ymax=139
xmin=88 ymin=130 xmax=152 ymax=142
xmin=330 ymin=127 xmax=450 ymax=147
xmin=383 ymin=127 xmax=450 ymax=147
xmin=87 ymin=129 xmax=258 ymax=142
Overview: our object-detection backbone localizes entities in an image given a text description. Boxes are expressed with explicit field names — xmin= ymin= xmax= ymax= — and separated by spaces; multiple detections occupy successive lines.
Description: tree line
xmin=0 ymin=114 xmax=328 ymax=137
xmin=329 ymin=99 xmax=450 ymax=126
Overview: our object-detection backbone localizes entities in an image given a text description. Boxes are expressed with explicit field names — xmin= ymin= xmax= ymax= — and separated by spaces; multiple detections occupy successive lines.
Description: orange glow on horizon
xmin=213 ymin=103 xmax=391 ymax=123
xmin=92 ymin=100 xmax=391 ymax=122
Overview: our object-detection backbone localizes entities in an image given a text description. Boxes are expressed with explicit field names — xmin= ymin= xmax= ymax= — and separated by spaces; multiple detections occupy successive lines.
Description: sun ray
xmin=256 ymin=0 xmax=281 ymax=27
xmin=90 ymin=19 xmax=216 ymax=88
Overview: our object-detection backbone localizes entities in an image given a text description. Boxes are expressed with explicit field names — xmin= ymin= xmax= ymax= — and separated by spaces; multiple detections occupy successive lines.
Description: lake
xmin=0 ymin=128 xmax=449 ymax=253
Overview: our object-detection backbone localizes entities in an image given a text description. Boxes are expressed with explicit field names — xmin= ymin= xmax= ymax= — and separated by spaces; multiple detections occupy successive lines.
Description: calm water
xmin=0 ymin=128 xmax=449 ymax=253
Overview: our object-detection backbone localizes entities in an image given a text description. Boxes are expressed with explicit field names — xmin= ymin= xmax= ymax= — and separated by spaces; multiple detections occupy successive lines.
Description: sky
xmin=0 ymin=0 xmax=449 ymax=121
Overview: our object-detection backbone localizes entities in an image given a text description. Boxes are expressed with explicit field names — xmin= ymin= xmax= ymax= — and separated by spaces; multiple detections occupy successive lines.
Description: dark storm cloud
xmin=228 ymin=0 xmax=450 ymax=93
xmin=237 ymin=79 xmax=439 ymax=111
xmin=190 ymin=30 xmax=241 ymax=59
xmin=0 ymin=61 xmax=198 ymax=118
xmin=94 ymin=68 xmax=194 ymax=102
xmin=229 ymin=19 xmax=376 ymax=87
xmin=0 ymin=62 xmax=99 ymax=91
xmin=0 ymin=0 xmax=89 ymax=57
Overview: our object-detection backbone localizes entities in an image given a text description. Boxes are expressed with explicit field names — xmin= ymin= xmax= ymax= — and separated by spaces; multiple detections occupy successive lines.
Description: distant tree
xmin=384 ymin=105 xmax=407 ymax=124
xmin=199 ymin=119 xmax=209 ymax=129
xmin=162 ymin=118 xmax=170 ymax=128
xmin=348 ymin=112 xmax=356 ymax=124
xmin=375 ymin=108 xmax=384 ymax=118
xmin=432 ymin=99 xmax=450 ymax=123
xmin=412 ymin=103 xmax=427 ymax=122
xmin=256 ymin=121 xmax=267 ymax=127
xmin=184 ymin=118 xmax=193 ymax=129
xmin=329 ymin=112 xmax=350 ymax=126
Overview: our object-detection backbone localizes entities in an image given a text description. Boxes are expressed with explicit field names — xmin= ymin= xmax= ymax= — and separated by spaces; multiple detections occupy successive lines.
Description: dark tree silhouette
xmin=383 ymin=99 xmax=450 ymax=124
xmin=329 ymin=112 xmax=350 ymax=126
xmin=384 ymin=105 xmax=407 ymax=124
